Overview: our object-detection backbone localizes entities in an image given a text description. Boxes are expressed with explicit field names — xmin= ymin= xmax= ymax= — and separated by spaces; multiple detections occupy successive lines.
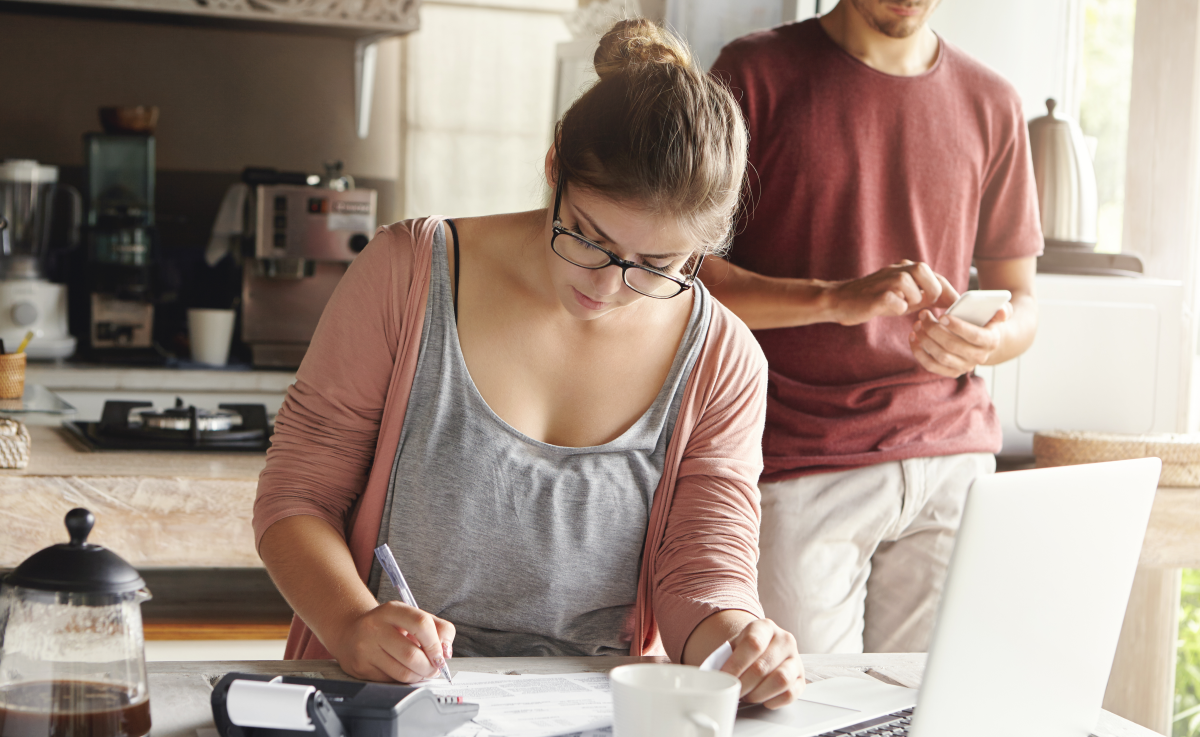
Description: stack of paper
xmin=430 ymin=671 xmax=614 ymax=737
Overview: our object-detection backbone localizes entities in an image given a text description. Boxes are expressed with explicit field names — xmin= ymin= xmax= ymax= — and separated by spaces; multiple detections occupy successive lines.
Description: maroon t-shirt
xmin=711 ymin=19 xmax=1042 ymax=482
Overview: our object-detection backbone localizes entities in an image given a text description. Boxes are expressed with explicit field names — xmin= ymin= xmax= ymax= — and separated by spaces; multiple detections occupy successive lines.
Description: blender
xmin=0 ymin=160 xmax=80 ymax=360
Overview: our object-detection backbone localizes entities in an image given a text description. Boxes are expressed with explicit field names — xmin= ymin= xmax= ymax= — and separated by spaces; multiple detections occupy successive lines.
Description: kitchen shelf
xmin=0 ymin=0 xmax=418 ymax=137
xmin=144 ymin=621 xmax=292 ymax=640
xmin=0 ymin=0 xmax=417 ymax=35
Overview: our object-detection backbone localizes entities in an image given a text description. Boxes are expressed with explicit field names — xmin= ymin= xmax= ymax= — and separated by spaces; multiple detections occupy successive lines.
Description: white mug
xmin=610 ymin=663 xmax=740 ymax=737
xmin=188 ymin=308 xmax=236 ymax=366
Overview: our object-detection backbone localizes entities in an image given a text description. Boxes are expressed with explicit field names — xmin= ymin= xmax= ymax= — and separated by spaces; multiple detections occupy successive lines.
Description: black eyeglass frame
xmin=550 ymin=179 xmax=704 ymax=300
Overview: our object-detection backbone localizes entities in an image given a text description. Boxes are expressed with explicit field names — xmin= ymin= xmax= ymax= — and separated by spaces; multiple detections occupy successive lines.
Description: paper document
xmin=432 ymin=671 xmax=614 ymax=737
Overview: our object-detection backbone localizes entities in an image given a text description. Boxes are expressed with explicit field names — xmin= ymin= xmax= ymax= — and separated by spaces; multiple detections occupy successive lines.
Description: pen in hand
xmin=373 ymin=544 xmax=454 ymax=684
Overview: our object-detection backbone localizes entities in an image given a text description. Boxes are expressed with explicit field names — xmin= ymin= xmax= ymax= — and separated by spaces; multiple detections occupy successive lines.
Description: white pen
xmin=373 ymin=543 xmax=454 ymax=684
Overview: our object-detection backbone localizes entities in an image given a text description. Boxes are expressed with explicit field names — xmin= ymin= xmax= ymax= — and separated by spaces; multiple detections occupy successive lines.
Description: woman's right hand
xmin=327 ymin=601 xmax=456 ymax=683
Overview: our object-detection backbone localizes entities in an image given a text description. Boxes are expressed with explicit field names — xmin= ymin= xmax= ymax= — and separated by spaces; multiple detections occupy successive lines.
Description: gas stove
xmin=64 ymin=398 xmax=272 ymax=451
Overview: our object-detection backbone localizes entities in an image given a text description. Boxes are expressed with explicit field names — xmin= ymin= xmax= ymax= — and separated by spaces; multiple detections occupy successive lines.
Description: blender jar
xmin=0 ymin=508 xmax=152 ymax=737
xmin=0 ymin=160 xmax=80 ymax=277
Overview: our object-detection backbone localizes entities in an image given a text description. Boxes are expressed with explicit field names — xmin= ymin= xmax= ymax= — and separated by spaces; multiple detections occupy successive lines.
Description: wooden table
xmin=148 ymin=656 xmax=1157 ymax=737
xmin=1105 ymin=484 xmax=1200 ymax=734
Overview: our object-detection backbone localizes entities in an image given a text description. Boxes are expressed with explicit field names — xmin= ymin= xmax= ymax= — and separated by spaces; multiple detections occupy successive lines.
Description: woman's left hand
xmin=720 ymin=618 xmax=806 ymax=709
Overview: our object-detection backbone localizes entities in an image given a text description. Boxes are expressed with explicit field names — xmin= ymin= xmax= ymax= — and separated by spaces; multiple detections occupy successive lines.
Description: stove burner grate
xmin=63 ymin=399 xmax=272 ymax=452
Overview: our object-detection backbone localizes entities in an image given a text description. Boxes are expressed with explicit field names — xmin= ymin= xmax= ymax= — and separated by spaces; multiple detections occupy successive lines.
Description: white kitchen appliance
xmin=1027 ymin=99 xmax=1144 ymax=276
xmin=0 ymin=160 xmax=79 ymax=360
xmin=980 ymin=272 xmax=1186 ymax=456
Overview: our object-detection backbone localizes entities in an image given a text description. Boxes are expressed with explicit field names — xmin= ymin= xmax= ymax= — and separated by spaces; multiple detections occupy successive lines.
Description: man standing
xmin=705 ymin=0 xmax=1041 ymax=653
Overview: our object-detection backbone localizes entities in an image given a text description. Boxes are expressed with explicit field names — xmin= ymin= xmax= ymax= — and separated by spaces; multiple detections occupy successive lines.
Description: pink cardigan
xmin=253 ymin=218 xmax=768 ymax=664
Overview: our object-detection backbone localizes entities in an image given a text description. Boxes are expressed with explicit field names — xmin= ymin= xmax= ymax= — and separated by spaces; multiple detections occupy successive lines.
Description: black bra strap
xmin=446 ymin=219 xmax=461 ymax=320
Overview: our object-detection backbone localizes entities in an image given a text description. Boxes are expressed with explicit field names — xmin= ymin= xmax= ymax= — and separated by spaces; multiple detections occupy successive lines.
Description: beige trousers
xmin=757 ymin=452 xmax=995 ymax=654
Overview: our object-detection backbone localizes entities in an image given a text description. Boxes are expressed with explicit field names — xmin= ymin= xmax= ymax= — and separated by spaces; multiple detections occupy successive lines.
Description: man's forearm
xmin=702 ymin=256 xmax=955 ymax=329
xmin=701 ymin=256 xmax=839 ymax=329
xmin=976 ymin=257 xmax=1039 ymax=366
xmin=983 ymin=292 xmax=1037 ymax=365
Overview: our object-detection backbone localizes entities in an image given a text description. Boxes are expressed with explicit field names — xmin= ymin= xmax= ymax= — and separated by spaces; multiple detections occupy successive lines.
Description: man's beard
xmin=847 ymin=0 xmax=933 ymax=39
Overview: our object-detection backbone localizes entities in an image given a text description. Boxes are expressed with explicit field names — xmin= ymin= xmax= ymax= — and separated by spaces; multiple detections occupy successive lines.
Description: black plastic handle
xmin=65 ymin=508 xmax=95 ymax=546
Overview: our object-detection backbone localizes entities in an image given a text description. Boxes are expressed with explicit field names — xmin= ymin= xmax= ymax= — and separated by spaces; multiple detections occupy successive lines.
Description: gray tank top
xmin=369 ymin=223 xmax=710 ymax=657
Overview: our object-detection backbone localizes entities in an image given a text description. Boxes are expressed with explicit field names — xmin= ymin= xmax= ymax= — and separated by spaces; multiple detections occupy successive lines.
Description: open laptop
xmin=735 ymin=457 xmax=1162 ymax=737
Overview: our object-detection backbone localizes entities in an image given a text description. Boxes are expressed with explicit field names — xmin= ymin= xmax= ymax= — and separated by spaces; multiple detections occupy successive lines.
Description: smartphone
xmin=944 ymin=290 xmax=1012 ymax=327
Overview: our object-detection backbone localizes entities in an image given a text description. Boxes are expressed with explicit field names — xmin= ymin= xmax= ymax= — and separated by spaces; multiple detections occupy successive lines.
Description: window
xmin=1076 ymin=0 xmax=1137 ymax=254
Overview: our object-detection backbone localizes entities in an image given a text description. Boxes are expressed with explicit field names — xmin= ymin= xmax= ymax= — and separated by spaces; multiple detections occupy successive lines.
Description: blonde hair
xmin=554 ymin=19 xmax=748 ymax=256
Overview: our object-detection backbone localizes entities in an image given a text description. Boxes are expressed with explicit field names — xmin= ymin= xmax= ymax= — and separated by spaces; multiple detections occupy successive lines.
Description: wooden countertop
xmin=0 ymin=425 xmax=264 ymax=568
xmin=1139 ymin=485 xmax=1200 ymax=568
xmin=146 ymin=656 xmax=1156 ymax=737
xmin=1 ymin=425 xmax=266 ymax=479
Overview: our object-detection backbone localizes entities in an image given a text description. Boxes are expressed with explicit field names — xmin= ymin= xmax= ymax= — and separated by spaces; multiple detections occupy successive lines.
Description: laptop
xmin=735 ymin=457 xmax=1162 ymax=737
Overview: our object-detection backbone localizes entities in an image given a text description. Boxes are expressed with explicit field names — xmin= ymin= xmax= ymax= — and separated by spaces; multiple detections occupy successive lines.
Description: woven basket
xmin=1034 ymin=430 xmax=1200 ymax=487
xmin=0 ymin=352 xmax=26 ymax=400
xmin=0 ymin=418 xmax=31 ymax=469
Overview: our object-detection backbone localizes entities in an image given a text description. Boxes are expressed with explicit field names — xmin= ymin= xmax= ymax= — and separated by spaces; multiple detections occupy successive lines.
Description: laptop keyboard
xmin=816 ymin=707 xmax=914 ymax=736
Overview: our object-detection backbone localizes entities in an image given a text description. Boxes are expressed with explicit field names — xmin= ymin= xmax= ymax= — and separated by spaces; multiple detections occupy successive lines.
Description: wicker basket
xmin=0 ymin=352 xmax=26 ymax=400
xmin=0 ymin=418 xmax=31 ymax=469
xmin=1033 ymin=429 xmax=1200 ymax=487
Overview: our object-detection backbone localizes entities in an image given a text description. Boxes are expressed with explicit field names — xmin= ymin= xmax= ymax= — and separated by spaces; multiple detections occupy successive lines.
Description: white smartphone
xmin=944 ymin=289 xmax=1012 ymax=327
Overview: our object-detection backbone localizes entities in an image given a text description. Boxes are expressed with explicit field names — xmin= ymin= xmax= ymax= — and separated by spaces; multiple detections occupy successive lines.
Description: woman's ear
xmin=544 ymin=146 xmax=557 ymax=189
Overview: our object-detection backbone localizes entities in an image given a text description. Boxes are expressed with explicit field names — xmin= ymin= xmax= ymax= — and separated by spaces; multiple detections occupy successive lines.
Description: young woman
xmin=253 ymin=19 xmax=804 ymax=709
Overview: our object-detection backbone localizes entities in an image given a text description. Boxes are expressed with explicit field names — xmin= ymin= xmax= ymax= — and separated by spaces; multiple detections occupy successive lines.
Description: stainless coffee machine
xmin=241 ymin=176 xmax=376 ymax=367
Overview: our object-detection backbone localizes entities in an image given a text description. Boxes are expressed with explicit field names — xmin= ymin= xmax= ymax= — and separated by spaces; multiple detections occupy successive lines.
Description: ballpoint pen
xmin=373 ymin=544 xmax=454 ymax=684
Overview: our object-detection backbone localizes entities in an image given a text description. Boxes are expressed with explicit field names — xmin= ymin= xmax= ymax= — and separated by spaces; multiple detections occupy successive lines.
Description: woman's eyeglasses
xmin=550 ymin=180 xmax=704 ymax=300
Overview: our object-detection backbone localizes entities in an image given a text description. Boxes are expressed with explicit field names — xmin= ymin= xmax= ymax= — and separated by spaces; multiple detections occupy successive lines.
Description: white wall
xmin=145 ymin=640 xmax=285 ymax=661
xmin=0 ymin=13 xmax=401 ymax=179
xmin=400 ymin=0 xmax=574 ymax=219
xmin=931 ymin=0 xmax=1080 ymax=121
xmin=665 ymin=0 xmax=792 ymax=69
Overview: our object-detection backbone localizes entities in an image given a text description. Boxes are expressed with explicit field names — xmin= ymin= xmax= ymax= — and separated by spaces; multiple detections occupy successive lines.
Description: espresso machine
xmin=0 ymin=160 xmax=80 ymax=360
xmin=240 ymin=169 xmax=376 ymax=367
xmin=78 ymin=133 xmax=157 ymax=356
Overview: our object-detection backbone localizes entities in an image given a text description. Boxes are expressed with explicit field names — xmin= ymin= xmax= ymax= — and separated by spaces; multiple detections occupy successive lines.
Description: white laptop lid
xmin=910 ymin=458 xmax=1160 ymax=737
xmin=734 ymin=458 xmax=1160 ymax=737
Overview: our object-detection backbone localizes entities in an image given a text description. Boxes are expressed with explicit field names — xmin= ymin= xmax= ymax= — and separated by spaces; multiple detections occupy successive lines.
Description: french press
xmin=0 ymin=508 xmax=152 ymax=737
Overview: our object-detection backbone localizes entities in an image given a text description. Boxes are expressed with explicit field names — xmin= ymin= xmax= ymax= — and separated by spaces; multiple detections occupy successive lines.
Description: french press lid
xmin=5 ymin=508 xmax=146 ymax=594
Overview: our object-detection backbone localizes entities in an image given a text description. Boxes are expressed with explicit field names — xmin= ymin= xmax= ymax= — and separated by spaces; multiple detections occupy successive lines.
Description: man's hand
xmin=701 ymin=256 xmax=959 ymax=330
xmin=827 ymin=260 xmax=958 ymax=326
xmin=909 ymin=305 xmax=1013 ymax=377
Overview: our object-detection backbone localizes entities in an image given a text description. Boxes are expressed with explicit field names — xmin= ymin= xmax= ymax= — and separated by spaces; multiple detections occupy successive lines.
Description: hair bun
xmin=594 ymin=18 xmax=694 ymax=80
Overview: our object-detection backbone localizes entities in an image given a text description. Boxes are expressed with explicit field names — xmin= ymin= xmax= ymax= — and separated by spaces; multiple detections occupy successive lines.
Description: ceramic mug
xmin=609 ymin=663 xmax=740 ymax=737
xmin=188 ymin=308 xmax=236 ymax=366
